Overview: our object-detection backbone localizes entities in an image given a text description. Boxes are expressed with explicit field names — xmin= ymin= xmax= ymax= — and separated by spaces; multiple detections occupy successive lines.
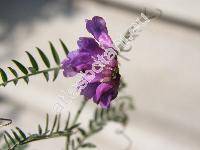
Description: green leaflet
xmin=49 ymin=41 xmax=60 ymax=65
xmin=8 ymin=67 xmax=18 ymax=85
xmin=36 ymin=47 xmax=51 ymax=68
xmin=53 ymin=68 xmax=60 ymax=81
xmin=15 ymin=127 xmax=26 ymax=140
xmin=26 ymin=51 xmax=39 ymax=72
xmin=81 ymin=143 xmax=96 ymax=148
xmin=0 ymin=68 xmax=8 ymax=83
xmin=0 ymin=39 xmax=68 ymax=87
xmin=43 ymin=71 xmax=49 ymax=81
xmin=12 ymin=60 xmax=28 ymax=75
xmin=2 ymin=114 xmax=74 ymax=150
xmin=38 ymin=125 xmax=42 ymax=135
xmin=59 ymin=39 xmax=69 ymax=55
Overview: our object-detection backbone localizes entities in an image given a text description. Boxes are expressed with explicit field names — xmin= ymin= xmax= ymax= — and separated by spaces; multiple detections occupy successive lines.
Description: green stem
xmin=10 ymin=130 xmax=72 ymax=150
xmin=0 ymin=66 xmax=61 ymax=87
xmin=71 ymin=100 xmax=87 ymax=126
xmin=74 ymin=130 xmax=96 ymax=150
xmin=66 ymin=135 xmax=70 ymax=150
xmin=66 ymin=99 xmax=87 ymax=150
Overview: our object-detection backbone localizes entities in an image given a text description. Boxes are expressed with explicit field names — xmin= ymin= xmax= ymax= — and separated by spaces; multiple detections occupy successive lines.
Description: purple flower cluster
xmin=62 ymin=16 xmax=121 ymax=109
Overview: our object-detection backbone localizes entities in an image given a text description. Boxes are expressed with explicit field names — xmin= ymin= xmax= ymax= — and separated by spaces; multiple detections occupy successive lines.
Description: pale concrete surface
xmin=0 ymin=0 xmax=200 ymax=150
xmin=115 ymin=0 xmax=200 ymax=24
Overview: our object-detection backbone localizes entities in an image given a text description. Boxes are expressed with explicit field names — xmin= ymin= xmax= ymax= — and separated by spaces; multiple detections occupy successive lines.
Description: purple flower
xmin=62 ymin=16 xmax=120 ymax=109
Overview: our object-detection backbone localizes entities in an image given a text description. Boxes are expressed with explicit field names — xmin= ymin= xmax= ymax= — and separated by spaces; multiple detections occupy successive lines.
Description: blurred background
xmin=0 ymin=0 xmax=200 ymax=149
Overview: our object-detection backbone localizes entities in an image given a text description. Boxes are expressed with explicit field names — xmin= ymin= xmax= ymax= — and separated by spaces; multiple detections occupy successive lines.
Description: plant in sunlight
xmin=0 ymin=16 xmax=137 ymax=150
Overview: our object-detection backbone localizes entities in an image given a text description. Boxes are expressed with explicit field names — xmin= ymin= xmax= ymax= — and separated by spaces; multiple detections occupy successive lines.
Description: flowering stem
xmin=72 ymin=99 xmax=87 ymax=126
xmin=66 ymin=99 xmax=87 ymax=150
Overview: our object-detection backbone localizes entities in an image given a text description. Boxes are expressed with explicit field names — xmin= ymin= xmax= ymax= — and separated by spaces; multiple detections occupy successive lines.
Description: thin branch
xmin=0 ymin=66 xmax=61 ymax=87
xmin=71 ymin=100 xmax=87 ymax=126
xmin=66 ymin=99 xmax=87 ymax=150
xmin=9 ymin=130 xmax=73 ymax=150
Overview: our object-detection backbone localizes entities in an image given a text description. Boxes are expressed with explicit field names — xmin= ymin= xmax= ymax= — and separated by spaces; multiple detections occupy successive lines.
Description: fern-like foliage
xmin=66 ymin=96 xmax=134 ymax=150
xmin=2 ymin=114 xmax=79 ymax=150
xmin=2 ymin=93 xmax=133 ymax=150
xmin=0 ymin=39 xmax=69 ymax=87
xmin=0 ymin=37 xmax=134 ymax=150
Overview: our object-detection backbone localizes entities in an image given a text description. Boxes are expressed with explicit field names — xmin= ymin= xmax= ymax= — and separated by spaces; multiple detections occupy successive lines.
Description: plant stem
xmin=71 ymin=99 xmax=87 ymax=126
xmin=73 ymin=130 xmax=96 ymax=150
xmin=66 ymin=99 xmax=87 ymax=150
xmin=0 ymin=66 xmax=61 ymax=87
xmin=10 ymin=130 xmax=72 ymax=150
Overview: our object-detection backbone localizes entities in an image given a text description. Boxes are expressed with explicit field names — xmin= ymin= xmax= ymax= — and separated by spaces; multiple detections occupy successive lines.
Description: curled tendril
xmin=116 ymin=129 xmax=133 ymax=150
xmin=0 ymin=118 xmax=12 ymax=127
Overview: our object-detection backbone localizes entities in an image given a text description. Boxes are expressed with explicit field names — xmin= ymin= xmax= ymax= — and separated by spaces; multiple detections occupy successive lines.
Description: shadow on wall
xmin=0 ymin=0 xmax=75 ymax=62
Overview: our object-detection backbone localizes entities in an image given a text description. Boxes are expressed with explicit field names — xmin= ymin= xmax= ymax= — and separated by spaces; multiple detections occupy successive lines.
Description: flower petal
xmin=77 ymin=37 xmax=104 ymax=55
xmin=80 ymin=82 xmax=100 ymax=100
xmin=98 ymin=32 xmax=113 ymax=48
xmin=86 ymin=16 xmax=113 ymax=48
xmin=100 ymin=95 xmax=112 ymax=109
xmin=62 ymin=16 xmax=121 ymax=109
xmin=62 ymin=51 xmax=92 ymax=77
xmin=95 ymin=83 xmax=113 ymax=101
xmin=62 ymin=59 xmax=77 ymax=77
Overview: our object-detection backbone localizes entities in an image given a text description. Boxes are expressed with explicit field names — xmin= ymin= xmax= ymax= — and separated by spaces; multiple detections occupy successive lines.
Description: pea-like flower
xmin=62 ymin=16 xmax=121 ymax=109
